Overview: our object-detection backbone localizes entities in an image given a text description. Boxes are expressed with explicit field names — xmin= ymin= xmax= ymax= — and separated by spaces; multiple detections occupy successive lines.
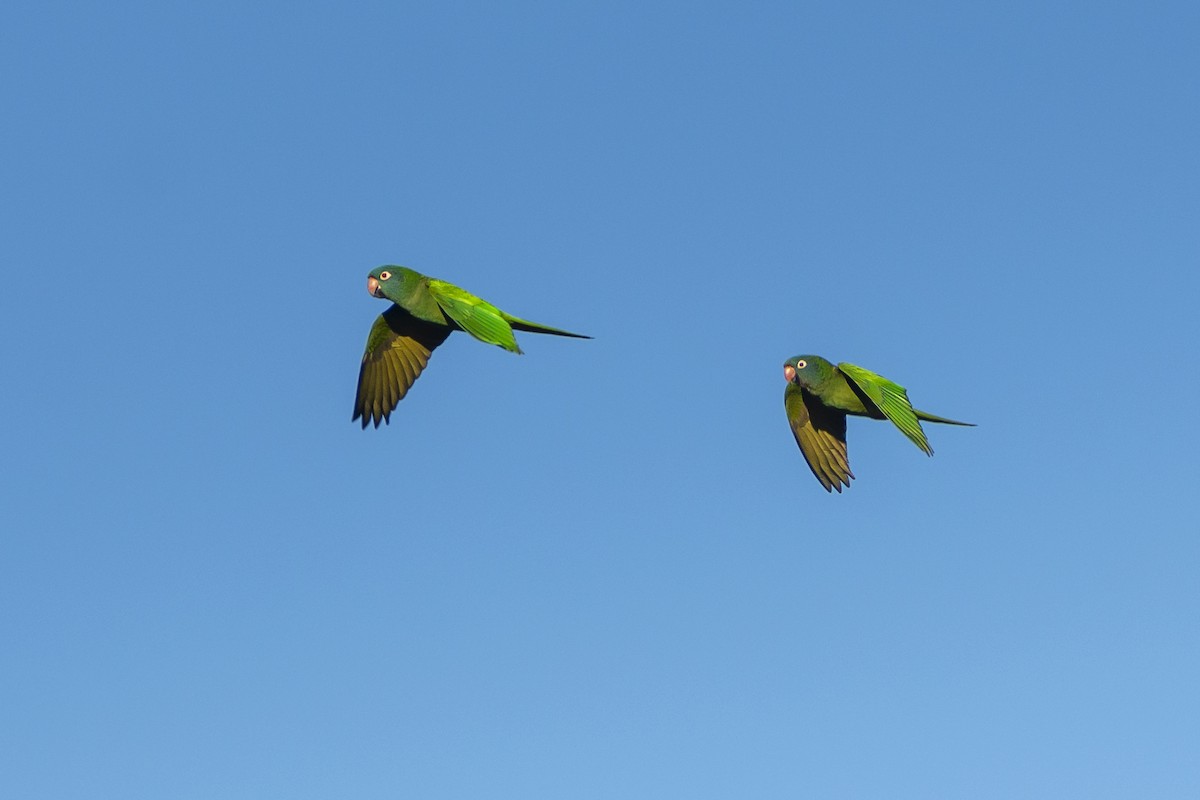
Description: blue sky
xmin=3 ymin=1 xmax=1198 ymax=797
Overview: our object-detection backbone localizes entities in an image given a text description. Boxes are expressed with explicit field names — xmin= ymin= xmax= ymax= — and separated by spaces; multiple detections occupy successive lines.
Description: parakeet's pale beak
xmin=783 ymin=365 xmax=796 ymax=383
xmin=367 ymin=276 xmax=384 ymax=298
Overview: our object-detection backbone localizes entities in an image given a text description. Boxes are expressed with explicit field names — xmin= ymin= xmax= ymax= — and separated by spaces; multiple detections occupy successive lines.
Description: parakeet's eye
xmin=796 ymin=359 xmax=807 ymax=369
xmin=379 ymin=271 xmax=392 ymax=280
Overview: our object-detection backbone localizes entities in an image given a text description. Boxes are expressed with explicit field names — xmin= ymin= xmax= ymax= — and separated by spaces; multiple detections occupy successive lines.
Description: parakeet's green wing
xmin=427 ymin=280 xmax=521 ymax=353
xmin=785 ymin=384 xmax=854 ymax=492
xmin=838 ymin=362 xmax=932 ymax=455
xmin=353 ymin=305 xmax=452 ymax=428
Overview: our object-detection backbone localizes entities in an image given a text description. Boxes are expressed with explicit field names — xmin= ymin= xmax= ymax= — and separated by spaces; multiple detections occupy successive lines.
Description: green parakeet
xmin=353 ymin=265 xmax=590 ymax=428
xmin=783 ymin=355 xmax=973 ymax=492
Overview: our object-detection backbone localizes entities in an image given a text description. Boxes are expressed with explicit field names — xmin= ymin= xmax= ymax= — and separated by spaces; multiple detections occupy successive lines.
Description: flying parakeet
xmin=783 ymin=355 xmax=973 ymax=492
xmin=353 ymin=265 xmax=590 ymax=428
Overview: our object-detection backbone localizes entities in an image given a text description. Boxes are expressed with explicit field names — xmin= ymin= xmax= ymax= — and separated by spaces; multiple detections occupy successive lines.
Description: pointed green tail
xmin=914 ymin=410 xmax=974 ymax=426
xmin=503 ymin=313 xmax=592 ymax=339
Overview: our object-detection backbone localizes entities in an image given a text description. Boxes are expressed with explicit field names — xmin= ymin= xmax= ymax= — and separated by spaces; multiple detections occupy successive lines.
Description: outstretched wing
xmin=838 ymin=362 xmax=932 ymax=455
xmin=427 ymin=280 xmax=521 ymax=353
xmin=353 ymin=305 xmax=452 ymax=428
xmin=785 ymin=384 xmax=853 ymax=493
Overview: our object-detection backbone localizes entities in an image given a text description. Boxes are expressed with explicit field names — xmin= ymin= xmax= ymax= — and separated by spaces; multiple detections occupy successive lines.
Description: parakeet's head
xmin=783 ymin=355 xmax=836 ymax=388
xmin=366 ymin=266 xmax=407 ymax=300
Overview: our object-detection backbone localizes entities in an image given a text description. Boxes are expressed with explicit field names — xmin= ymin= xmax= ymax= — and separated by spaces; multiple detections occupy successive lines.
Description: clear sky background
xmin=3 ymin=1 xmax=1198 ymax=797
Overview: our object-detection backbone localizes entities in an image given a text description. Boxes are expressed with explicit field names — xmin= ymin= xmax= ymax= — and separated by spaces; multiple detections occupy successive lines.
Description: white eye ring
xmin=796 ymin=359 xmax=807 ymax=369
xmin=379 ymin=270 xmax=392 ymax=280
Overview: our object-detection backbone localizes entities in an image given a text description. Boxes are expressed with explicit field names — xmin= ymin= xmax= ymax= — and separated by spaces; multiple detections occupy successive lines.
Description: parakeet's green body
xmin=353 ymin=265 xmax=590 ymax=428
xmin=782 ymin=355 xmax=973 ymax=492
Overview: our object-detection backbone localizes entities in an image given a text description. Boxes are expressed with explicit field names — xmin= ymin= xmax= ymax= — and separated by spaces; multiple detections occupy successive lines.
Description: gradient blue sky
xmin=3 ymin=1 xmax=1199 ymax=797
